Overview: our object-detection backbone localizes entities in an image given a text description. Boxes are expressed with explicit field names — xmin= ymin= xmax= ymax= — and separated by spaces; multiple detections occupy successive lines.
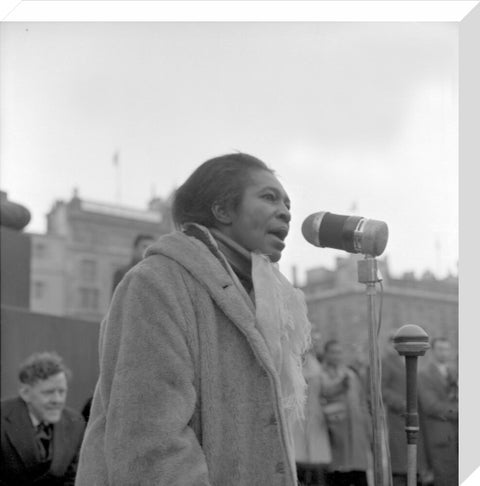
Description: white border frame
xmin=1 ymin=1 xmax=478 ymax=484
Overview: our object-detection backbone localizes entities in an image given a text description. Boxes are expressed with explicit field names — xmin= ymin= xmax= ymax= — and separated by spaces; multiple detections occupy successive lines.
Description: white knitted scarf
xmin=251 ymin=252 xmax=312 ymax=422
xmin=204 ymin=226 xmax=312 ymax=423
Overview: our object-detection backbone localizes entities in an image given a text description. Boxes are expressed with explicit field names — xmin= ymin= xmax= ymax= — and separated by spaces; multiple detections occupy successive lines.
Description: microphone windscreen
xmin=302 ymin=211 xmax=388 ymax=257
xmin=301 ymin=212 xmax=326 ymax=247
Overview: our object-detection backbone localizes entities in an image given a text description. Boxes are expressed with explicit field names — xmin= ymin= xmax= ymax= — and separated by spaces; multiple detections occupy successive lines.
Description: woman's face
xmin=221 ymin=169 xmax=291 ymax=262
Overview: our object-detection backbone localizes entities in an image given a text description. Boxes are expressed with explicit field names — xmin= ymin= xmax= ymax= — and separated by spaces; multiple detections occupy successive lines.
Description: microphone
xmin=302 ymin=211 xmax=388 ymax=257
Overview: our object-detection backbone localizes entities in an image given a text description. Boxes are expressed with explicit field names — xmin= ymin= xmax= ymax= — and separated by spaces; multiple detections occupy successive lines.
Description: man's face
xmin=432 ymin=340 xmax=451 ymax=364
xmin=20 ymin=372 xmax=68 ymax=424
xmin=221 ymin=170 xmax=291 ymax=263
xmin=133 ymin=238 xmax=154 ymax=261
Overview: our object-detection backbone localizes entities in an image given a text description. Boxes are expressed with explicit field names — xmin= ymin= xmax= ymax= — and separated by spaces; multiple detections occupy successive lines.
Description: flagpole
xmin=113 ymin=151 xmax=121 ymax=204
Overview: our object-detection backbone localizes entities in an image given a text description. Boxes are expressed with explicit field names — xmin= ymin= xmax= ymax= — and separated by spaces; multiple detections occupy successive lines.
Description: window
xmin=33 ymin=281 xmax=46 ymax=299
xmin=33 ymin=242 xmax=47 ymax=258
xmin=79 ymin=287 xmax=99 ymax=310
xmin=80 ymin=259 xmax=97 ymax=281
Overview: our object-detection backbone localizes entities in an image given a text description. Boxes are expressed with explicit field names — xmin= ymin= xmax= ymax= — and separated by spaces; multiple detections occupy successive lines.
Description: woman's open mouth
xmin=267 ymin=227 xmax=289 ymax=247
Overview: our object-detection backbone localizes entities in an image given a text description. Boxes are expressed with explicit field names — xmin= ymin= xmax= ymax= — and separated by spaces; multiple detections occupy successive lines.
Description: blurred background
xmin=1 ymin=22 xmax=457 ymax=408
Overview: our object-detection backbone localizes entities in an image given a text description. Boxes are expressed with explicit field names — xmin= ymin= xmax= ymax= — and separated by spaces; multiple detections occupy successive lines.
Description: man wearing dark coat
xmin=1 ymin=352 xmax=85 ymax=486
xmin=418 ymin=337 xmax=458 ymax=486
xmin=111 ymin=233 xmax=155 ymax=295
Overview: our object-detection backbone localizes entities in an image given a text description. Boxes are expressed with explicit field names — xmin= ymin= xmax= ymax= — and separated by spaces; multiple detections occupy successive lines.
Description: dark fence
xmin=1 ymin=305 xmax=100 ymax=412
xmin=0 ymin=227 xmax=31 ymax=308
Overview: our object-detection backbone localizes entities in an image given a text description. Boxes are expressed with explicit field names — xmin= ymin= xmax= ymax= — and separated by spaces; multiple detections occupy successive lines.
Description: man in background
xmin=418 ymin=337 xmax=458 ymax=486
xmin=111 ymin=233 xmax=155 ymax=294
xmin=1 ymin=352 xmax=85 ymax=485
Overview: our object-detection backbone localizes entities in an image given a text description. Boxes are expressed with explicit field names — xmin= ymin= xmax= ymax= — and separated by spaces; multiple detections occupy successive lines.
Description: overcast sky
xmin=0 ymin=21 xmax=458 ymax=283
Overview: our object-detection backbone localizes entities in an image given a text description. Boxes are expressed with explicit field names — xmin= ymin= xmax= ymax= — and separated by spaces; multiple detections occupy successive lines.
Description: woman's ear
xmin=211 ymin=201 xmax=233 ymax=225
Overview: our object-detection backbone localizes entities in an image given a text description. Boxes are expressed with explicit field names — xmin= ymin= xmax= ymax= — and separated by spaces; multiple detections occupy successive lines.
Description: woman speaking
xmin=75 ymin=153 xmax=311 ymax=486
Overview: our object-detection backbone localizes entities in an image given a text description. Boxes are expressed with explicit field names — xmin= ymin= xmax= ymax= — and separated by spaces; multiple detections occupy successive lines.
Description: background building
xmin=1 ymin=189 xmax=459 ymax=410
xmin=302 ymin=254 xmax=458 ymax=367
xmin=1 ymin=191 xmax=101 ymax=410
xmin=30 ymin=189 xmax=173 ymax=322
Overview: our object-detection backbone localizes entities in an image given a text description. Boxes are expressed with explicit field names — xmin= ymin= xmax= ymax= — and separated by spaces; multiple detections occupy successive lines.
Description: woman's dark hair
xmin=172 ymin=153 xmax=273 ymax=228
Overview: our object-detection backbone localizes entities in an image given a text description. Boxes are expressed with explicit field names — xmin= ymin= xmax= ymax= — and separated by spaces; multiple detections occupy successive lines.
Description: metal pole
xmin=407 ymin=445 xmax=417 ymax=486
xmin=358 ymin=256 xmax=391 ymax=486
xmin=405 ymin=356 xmax=419 ymax=486
xmin=393 ymin=325 xmax=430 ymax=486
xmin=367 ymin=282 xmax=384 ymax=485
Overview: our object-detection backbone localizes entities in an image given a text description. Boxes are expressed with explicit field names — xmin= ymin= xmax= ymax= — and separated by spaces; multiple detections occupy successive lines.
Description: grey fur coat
xmin=75 ymin=228 xmax=297 ymax=486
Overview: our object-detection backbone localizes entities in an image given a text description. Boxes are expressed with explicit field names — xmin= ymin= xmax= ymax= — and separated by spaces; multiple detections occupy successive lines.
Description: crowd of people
xmin=293 ymin=336 xmax=458 ymax=486
xmin=0 ymin=336 xmax=458 ymax=486
xmin=1 ymin=153 xmax=458 ymax=485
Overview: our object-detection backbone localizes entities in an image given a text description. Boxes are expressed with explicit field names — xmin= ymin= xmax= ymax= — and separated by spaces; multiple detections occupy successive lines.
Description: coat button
xmin=275 ymin=462 xmax=285 ymax=474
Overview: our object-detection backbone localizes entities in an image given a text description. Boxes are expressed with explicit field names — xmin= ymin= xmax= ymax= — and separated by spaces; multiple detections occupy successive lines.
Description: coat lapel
xmin=198 ymin=252 xmax=279 ymax=378
xmin=3 ymin=398 xmax=40 ymax=470
xmin=156 ymin=230 xmax=279 ymax=377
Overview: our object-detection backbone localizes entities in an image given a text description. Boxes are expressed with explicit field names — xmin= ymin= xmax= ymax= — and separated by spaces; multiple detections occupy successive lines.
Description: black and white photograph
xmin=1 ymin=2 xmax=478 ymax=485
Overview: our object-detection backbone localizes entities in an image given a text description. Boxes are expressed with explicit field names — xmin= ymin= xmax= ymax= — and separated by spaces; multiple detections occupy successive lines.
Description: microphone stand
xmin=393 ymin=325 xmax=430 ymax=486
xmin=357 ymin=255 xmax=392 ymax=486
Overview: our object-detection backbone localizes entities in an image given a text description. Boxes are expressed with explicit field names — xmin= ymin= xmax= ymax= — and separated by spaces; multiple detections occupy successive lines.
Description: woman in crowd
xmin=75 ymin=153 xmax=311 ymax=486
xmin=319 ymin=340 xmax=372 ymax=486
xmin=293 ymin=340 xmax=332 ymax=486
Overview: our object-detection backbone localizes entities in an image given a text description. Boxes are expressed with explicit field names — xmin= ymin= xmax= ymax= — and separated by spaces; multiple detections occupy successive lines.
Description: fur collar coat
xmin=75 ymin=228 xmax=298 ymax=486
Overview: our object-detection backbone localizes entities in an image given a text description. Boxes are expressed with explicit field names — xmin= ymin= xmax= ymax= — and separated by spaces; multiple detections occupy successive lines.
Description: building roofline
xmin=77 ymin=199 xmax=163 ymax=223
xmin=305 ymin=285 xmax=458 ymax=304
